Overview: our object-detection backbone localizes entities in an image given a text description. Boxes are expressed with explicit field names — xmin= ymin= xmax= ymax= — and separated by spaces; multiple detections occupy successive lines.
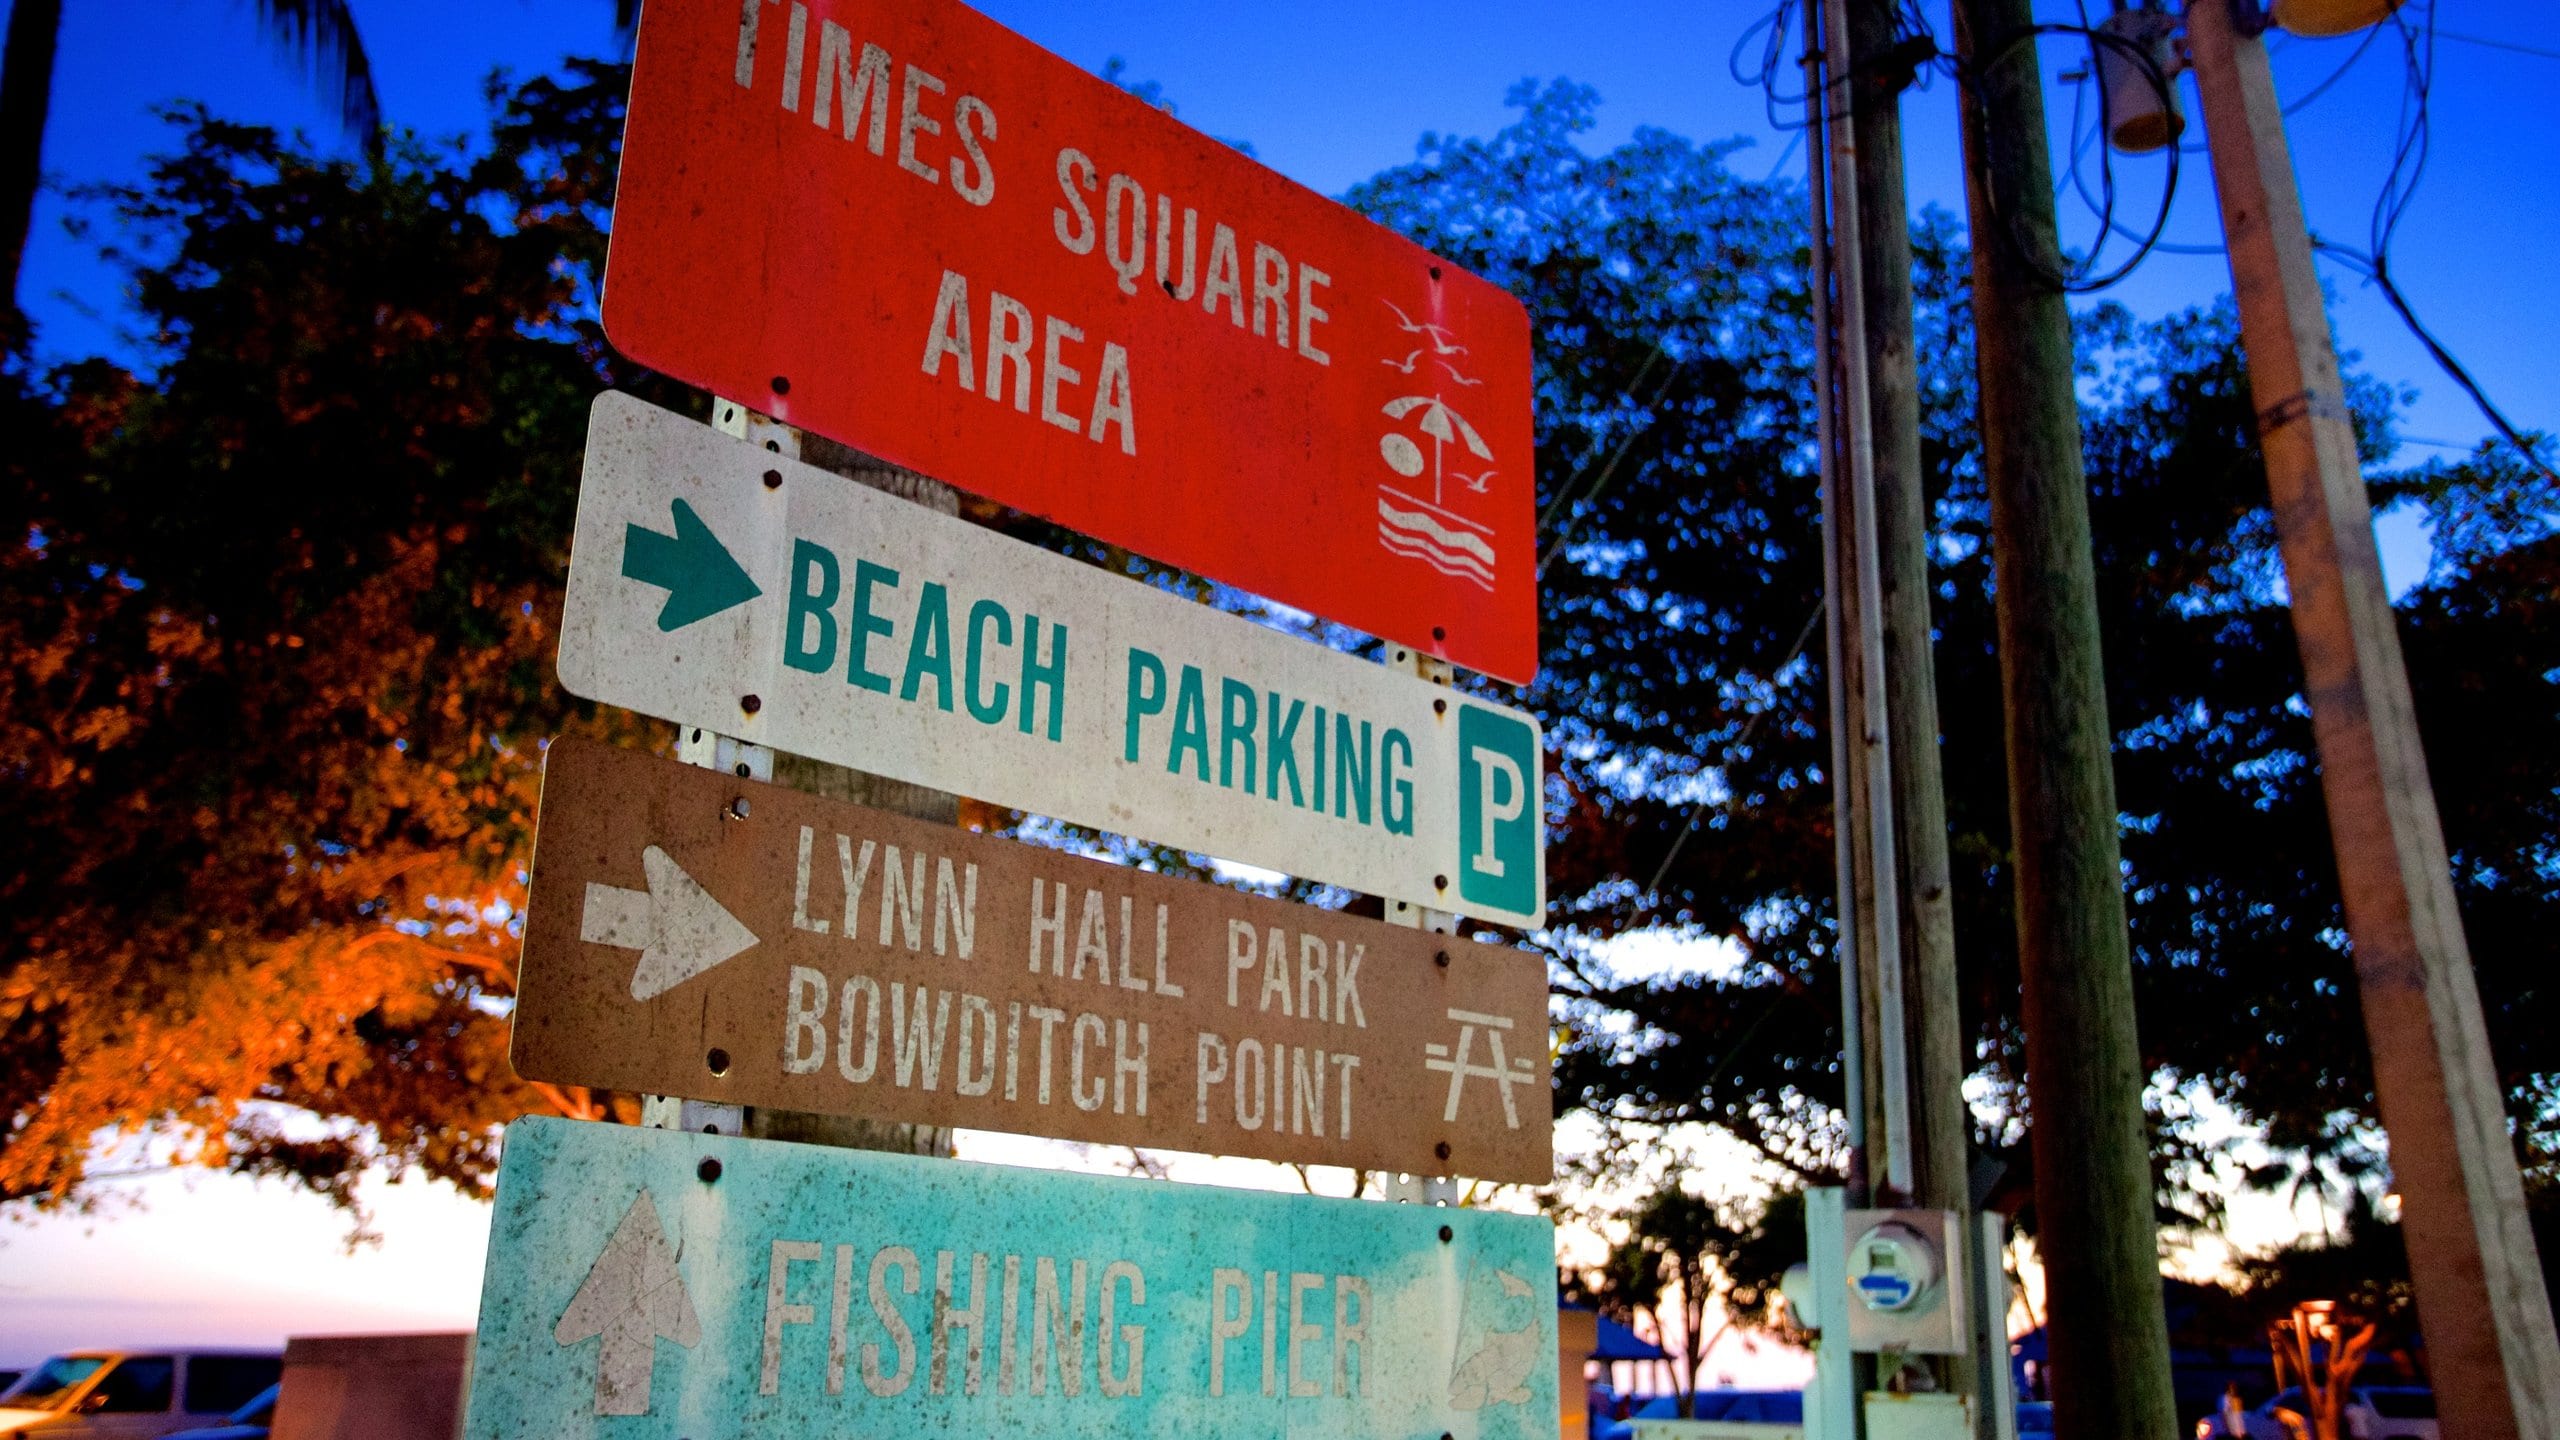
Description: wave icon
xmin=1378 ymin=491 xmax=1497 ymax=592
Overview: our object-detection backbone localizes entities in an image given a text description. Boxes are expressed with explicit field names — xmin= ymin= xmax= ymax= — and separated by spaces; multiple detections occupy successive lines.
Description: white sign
xmin=561 ymin=393 xmax=1545 ymax=926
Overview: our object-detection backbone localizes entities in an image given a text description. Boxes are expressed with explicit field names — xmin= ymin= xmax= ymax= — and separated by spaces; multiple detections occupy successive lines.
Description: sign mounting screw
xmin=740 ymin=694 xmax=762 ymax=714
xmin=697 ymin=1157 xmax=723 ymax=1183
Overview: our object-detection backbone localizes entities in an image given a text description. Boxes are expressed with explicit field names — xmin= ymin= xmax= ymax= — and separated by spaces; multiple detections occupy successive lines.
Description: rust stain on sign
xmin=516 ymin=737 xmax=1552 ymax=1181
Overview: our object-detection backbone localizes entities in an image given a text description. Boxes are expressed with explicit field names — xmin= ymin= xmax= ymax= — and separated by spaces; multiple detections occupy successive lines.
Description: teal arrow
xmin=621 ymin=499 xmax=761 ymax=632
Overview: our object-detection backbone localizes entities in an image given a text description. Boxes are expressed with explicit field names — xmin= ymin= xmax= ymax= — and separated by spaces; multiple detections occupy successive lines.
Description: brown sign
xmin=515 ymin=737 xmax=1552 ymax=1181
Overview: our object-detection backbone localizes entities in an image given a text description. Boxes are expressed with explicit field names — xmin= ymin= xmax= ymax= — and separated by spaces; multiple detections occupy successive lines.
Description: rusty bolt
xmin=741 ymin=694 xmax=763 ymax=714
xmin=698 ymin=1157 xmax=723 ymax=1183
xmin=1434 ymin=874 xmax=1448 ymax=890
xmin=1435 ymin=1141 xmax=1451 ymax=1161
xmin=1433 ymin=697 xmax=1447 ymax=715
xmin=1438 ymin=1225 xmax=1453 ymax=1244
xmin=1435 ymin=949 xmax=1450 ymax=969
xmin=763 ymin=468 xmax=783 ymax=489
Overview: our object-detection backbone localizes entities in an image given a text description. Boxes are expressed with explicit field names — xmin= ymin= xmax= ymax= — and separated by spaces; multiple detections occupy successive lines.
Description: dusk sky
xmin=4 ymin=0 xmax=2553 ymax=1368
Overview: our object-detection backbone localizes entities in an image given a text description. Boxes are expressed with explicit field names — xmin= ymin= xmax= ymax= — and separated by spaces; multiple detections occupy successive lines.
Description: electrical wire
xmin=2430 ymin=27 xmax=2560 ymax=63
xmin=2173 ymin=19 xmax=2386 ymax=154
xmin=2316 ymin=239 xmax=2559 ymax=484
xmin=2057 ymin=48 xmax=2222 ymax=257
xmin=1731 ymin=0 xmax=1818 ymax=132
xmin=2311 ymin=5 xmax=2558 ymax=482
xmin=1965 ymin=19 xmax=2183 ymax=292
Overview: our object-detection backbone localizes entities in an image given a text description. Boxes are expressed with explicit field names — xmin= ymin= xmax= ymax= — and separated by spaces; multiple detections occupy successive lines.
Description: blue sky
xmin=14 ymin=0 xmax=2558 ymax=476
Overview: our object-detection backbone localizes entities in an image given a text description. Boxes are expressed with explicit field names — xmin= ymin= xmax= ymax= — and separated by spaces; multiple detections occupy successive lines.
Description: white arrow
xmin=581 ymin=845 xmax=760 ymax=1001
xmin=553 ymin=1188 xmax=699 ymax=1416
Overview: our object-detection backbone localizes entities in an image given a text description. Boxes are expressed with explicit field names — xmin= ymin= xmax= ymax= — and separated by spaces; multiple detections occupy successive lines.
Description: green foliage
xmin=2 ymin=59 xmax=2553 ymax=1257
xmin=0 ymin=63 xmax=656 ymax=1210
xmin=1350 ymin=82 xmax=2560 ymax=1245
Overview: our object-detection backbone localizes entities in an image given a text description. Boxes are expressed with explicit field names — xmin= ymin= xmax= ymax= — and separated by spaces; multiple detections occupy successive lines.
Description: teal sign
xmin=1456 ymin=705 xmax=1538 ymax=917
xmin=466 ymin=1117 xmax=1560 ymax=1440
xmin=562 ymin=393 xmax=1547 ymax=927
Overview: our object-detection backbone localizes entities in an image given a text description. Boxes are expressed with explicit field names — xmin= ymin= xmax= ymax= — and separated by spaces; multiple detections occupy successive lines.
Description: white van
xmin=0 ymin=1351 xmax=282 ymax=1439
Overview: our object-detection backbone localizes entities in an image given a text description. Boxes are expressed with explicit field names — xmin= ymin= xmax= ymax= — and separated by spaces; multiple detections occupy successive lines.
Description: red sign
xmin=606 ymin=0 xmax=1539 ymax=681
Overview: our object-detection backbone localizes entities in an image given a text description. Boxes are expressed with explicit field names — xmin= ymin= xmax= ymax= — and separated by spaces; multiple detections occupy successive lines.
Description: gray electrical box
xmin=1841 ymin=1207 xmax=1970 ymax=1354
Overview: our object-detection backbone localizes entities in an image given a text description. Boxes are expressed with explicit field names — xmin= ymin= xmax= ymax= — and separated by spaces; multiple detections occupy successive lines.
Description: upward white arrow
xmin=580 ymin=845 xmax=761 ymax=1001
xmin=554 ymin=1187 xmax=699 ymax=1416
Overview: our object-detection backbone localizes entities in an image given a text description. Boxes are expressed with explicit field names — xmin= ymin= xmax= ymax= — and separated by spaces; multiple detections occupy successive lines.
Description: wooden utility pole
xmin=1949 ymin=0 xmax=2177 ymax=1434
xmin=1818 ymin=0 xmax=1915 ymax=1209
xmin=2184 ymin=3 xmax=2560 ymax=1434
xmin=1844 ymin=0 xmax=1970 ymax=1229
xmin=1843 ymin=0 xmax=1983 ymax=1424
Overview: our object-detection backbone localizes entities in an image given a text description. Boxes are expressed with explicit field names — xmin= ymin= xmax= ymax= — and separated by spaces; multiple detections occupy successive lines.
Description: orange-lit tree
xmin=0 ymin=65 xmax=671 ymax=1216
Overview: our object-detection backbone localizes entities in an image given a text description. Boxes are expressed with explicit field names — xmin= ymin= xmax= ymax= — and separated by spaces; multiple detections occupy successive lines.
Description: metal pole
xmin=1387 ymin=642 xmax=1462 ymax=1213
xmin=2184 ymin=3 xmax=2560 ymax=1433
xmin=642 ymin=395 xmax=959 ymax=1157
xmin=1821 ymin=0 xmax=1913 ymax=1200
xmin=1803 ymin=0 xmax=1868 ymax=1204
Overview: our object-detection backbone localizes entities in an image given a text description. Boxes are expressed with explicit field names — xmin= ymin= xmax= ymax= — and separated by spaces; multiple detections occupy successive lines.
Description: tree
xmin=2 ymin=0 xmax=386 ymax=341
xmin=5 ymin=67 xmax=2554 ymax=1257
xmin=1348 ymin=81 xmax=2560 ymax=1268
xmin=0 ymin=0 xmax=649 ymax=342
xmin=0 ymin=62 xmax=658 ymax=1215
xmin=1576 ymin=1181 xmax=1797 ymax=1413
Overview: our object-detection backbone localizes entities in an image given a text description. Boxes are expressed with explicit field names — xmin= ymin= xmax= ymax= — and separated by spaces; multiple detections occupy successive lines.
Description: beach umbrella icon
xmin=1381 ymin=394 xmax=1494 ymax=505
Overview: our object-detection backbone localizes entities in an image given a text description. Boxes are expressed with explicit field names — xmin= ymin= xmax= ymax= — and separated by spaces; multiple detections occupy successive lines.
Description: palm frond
xmin=248 ymin=0 xmax=382 ymax=158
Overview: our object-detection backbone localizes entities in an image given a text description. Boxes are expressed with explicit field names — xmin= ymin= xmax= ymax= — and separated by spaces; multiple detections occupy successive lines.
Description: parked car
xmin=161 ymin=1384 xmax=275 ymax=1440
xmin=2357 ymin=1387 xmax=2436 ymax=1440
xmin=0 ymin=1351 xmax=281 ymax=1439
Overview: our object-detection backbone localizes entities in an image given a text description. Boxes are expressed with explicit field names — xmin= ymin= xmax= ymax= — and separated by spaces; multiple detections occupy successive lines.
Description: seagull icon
xmin=1382 ymin=298 xmax=1469 ymax=356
